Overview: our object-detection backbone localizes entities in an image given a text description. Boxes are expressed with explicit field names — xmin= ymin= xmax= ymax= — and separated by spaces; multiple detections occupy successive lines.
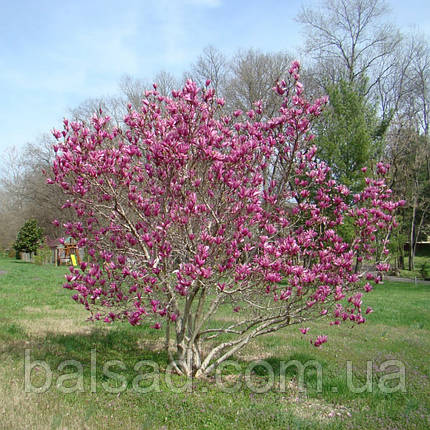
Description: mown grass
xmin=394 ymin=255 xmax=428 ymax=280
xmin=391 ymin=250 xmax=430 ymax=280
xmin=0 ymin=257 xmax=429 ymax=429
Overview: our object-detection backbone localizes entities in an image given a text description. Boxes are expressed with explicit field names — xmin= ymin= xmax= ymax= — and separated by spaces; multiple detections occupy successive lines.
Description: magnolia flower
xmin=314 ymin=335 xmax=328 ymax=347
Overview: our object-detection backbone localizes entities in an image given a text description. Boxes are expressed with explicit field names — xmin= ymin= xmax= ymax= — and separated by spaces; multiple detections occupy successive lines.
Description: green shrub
xmin=419 ymin=261 xmax=430 ymax=280
xmin=34 ymin=241 xmax=52 ymax=265
xmin=13 ymin=219 xmax=43 ymax=257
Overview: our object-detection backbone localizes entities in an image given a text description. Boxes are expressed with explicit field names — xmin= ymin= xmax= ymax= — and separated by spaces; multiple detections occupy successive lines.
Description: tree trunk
xmin=354 ymin=255 xmax=362 ymax=274
xmin=398 ymin=242 xmax=405 ymax=270
xmin=413 ymin=207 xmax=428 ymax=259
xmin=173 ymin=341 xmax=202 ymax=377
xmin=408 ymin=198 xmax=417 ymax=271
xmin=166 ymin=303 xmax=206 ymax=377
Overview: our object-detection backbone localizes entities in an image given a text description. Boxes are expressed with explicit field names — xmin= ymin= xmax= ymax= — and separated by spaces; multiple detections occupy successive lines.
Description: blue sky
xmin=1 ymin=0 xmax=429 ymax=156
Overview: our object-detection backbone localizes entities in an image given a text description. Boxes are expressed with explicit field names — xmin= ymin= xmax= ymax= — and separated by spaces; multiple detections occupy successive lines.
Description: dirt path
xmin=384 ymin=275 xmax=430 ymax=285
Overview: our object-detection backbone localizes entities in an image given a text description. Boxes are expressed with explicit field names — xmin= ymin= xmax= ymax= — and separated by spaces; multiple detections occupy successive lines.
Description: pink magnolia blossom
xmin=313 ymin=335 xmax=328 ymax=347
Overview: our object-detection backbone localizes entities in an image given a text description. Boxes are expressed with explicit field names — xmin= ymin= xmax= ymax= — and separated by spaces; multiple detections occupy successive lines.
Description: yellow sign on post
xmin=70 ymin=254 xmax=77 ymax=267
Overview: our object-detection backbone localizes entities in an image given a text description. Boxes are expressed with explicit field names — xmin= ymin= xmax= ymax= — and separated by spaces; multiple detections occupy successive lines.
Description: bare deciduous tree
xmin=186 ymin=45 xmax=229 ymax=96
xmin=387 ymin=125 xmax=430 ymax=270
xmin=69 ymin=95 xmax=127 ymax=126
xmin=297 ymin=0 xmax=401 ymax=95
xmin=119 ymin=74 xmax=148 ymax=110
xmin=0 ymin=136 xmax=72 ymax=247
xmin=153 ymin=70 xmax=180 ymax=97
xmin=224 ymin=49 xmax=293 ymax=116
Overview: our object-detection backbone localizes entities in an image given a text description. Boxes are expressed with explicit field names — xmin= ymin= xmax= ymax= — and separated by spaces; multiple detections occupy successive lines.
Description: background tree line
xmin=1 ymin=0 xmax=429 ymax=273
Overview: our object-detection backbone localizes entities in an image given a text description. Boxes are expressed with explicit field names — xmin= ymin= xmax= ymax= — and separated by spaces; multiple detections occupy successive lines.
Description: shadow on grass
xmin=2 ymin=322 xmax=327 ymax=388
xmin=0 ymin=324 xmax=411 ymax=413
xmin=11 ymin=260 xmax=34 ymax=264
xmin=2 ymin=322 xmax=322 ymax=373
xmin=231 ymin=352 xmax=408 ymax=404
xmin=1 ymin=325 xmax=169 ymax=384
xmin=1 ymin=321 xmax=27 ymax=339
xmin=238 ymin=353 xmax=327 ymax=394
xmin=254 ymin=353 xmax=323 ymax=373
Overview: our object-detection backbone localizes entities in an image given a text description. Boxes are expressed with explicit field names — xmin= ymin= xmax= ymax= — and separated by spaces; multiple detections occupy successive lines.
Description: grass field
xmin=398 ymin=255 xmax=430 ymax=280
xmin=0 ymin=256 xmax=429 ymax=429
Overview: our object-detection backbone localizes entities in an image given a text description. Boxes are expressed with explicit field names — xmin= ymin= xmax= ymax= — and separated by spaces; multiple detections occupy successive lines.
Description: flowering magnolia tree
xmin=49 ymin=62 xmax=403 ymax=377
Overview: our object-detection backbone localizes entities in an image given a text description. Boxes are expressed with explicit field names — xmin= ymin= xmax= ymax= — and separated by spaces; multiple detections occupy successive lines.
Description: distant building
xmin=46 ymin=237 xmax=85 ymax=266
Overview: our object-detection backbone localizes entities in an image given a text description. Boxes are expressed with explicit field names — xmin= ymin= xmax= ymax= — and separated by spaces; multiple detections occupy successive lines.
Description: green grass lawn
xmin=390 ymin=250 xmax=430 ymax=280
xmin=0 ymin=257 xmax=429 ymax=429
xmin=398 ymin=255 xmax=430 ymax=280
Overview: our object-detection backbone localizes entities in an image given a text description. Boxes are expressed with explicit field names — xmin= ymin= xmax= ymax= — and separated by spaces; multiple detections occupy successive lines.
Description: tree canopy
xmin=314 ymin=79 xmax=388 ymax=193
xmin=13 ymin=219 xmax=43 ymax=255
xmin=48 ymin=64 xmax=401 ymax=377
